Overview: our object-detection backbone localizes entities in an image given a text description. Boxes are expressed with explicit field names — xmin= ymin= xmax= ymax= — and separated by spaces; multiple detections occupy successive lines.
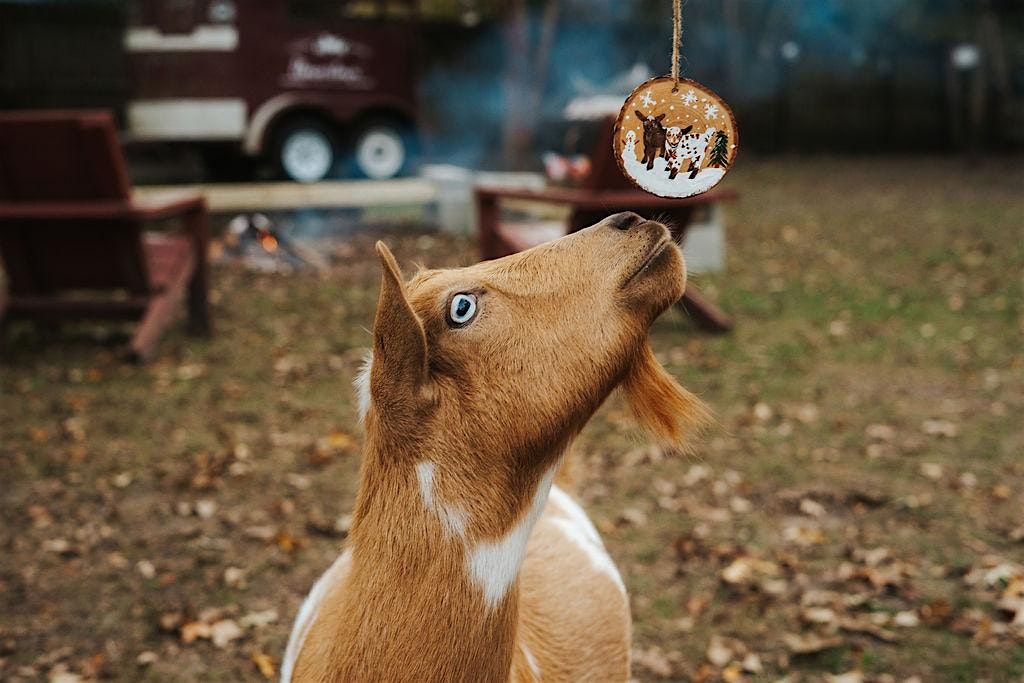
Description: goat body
xmin=634 ymin=110 xmax=667 ymax=170
xmin=282 ymin=213 xmax=707 ymax=682
xmin=665 ymin=127 xmax=717 ymax=180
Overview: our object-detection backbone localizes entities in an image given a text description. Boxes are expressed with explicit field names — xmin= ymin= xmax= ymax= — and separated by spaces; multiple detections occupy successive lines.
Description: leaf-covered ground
xmin=1 ymin=158 xmax=1022 ymax=682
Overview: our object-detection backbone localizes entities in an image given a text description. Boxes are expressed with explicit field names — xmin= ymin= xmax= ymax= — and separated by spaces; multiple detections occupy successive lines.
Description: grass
xmin=1 ymin=157 xmax=1022 ymax=681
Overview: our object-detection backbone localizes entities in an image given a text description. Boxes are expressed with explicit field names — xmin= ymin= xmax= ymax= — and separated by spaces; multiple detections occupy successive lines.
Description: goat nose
xmin=607 ymin=211 xmax=645 ymax=232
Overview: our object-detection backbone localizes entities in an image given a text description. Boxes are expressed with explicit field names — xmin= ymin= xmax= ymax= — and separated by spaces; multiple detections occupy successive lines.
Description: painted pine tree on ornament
xmin=708 ymin=131 xmax=730 ymax=168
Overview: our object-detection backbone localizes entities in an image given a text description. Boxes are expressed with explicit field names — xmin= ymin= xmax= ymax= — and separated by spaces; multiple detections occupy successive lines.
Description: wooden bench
xmin=0 ymin=110 xmax=211 ymax=361
xmin=475 ymin=115 xmax=736 ymax=332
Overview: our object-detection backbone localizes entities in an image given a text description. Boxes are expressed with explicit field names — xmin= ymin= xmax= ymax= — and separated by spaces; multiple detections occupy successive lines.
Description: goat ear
xmin=370 ymin=241 xmax=429 ymax=415
xmin=681 ymin=125 xmax=693 ymax=134
xmin=634 ymin=110 xmax=645 ymax=120
xmin=655 ymin=113 xmax=666 ymax=122
xmin=622 ymin=344 xmax=711 ymax=449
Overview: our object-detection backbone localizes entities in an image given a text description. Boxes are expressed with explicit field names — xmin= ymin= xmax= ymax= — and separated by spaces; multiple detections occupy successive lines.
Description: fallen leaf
xmin=722 ymin=663 xmax=743 ymax=682
xmin=240 ymin=609 xmax=278 ymax=629
xmin=741 ymin=652 xmax=762 ymax=674
xmin=42 ymin=539 xmax=73 ymax=555
xmin=195 ymin=499 xmax=218 ymax=519
xmin=47 ymin=665 xmax=82 ymax=683
xmin=721 ymin=557 xmax=780 ymax=586
xmin=921 ymin=419 xmax=958 ymax=438
xmin=224 ymin=566 xmax=246 ymax=588
xmin=252 ymin=651 xmax=276 ymax=679
xmin=159 ymin=612 xmax=184 ymax=632
xmin=136 ymin=651 xmax=158 ymax=666
xmin=802 ymin=607 xmax=837 ymax=625
xmin=893 ymin=610 xmax=920 ymax=627
xmin=210 ymin=619 xmax=243 ymax=649
xmin=136 ymin=560 xmax=156 ymax=579
xmin=865 ymin=424 xmax=896 ymax=441
xmin=632 ymin=646 xmax=673 ymax=678
xmin=799 ymin=498 xmax=827 ymax=517
xmin=782 ymin=522 xmax=826 ymax=547
xmin=729 ymin=496 xmax=753 ymax=514
xmin=839 ymin=617 xmax=899 ymax=643
xmin=618 ymin=507 xmax=648 ymax=527
xmin=782 ymin=632 xmax=842 ymax=654
xmin=180 ymin=621 xmax=211 ymax=644
xmin=826 ymin=672 xmax=863 ymax=683
xmin=276 ymin=531 xmax=297 ymax=553
xmin=706 ymin=635 xmax=734 ymax=667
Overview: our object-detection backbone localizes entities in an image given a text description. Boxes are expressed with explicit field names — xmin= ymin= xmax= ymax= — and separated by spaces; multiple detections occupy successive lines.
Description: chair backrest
xmin=0 ymin=110 xmax=132 ymax=201
xmin=581 ymin=115 xmax=638 ymax=193
xmin=0 ymin=110 xmax=150 ymax=296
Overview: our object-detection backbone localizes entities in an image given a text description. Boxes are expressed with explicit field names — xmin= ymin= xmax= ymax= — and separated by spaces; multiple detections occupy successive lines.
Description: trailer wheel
xmin=352 ymin=121 xmax=411 ymax=180
xmin=277 ymin=118 xmax=336 ymax=183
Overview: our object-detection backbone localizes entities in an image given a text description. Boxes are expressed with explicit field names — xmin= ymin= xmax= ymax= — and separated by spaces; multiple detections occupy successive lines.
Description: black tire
xmin=350 ymin=119 xmax=416 ymax=180
xmin=275 ymin=117 xmax=337 ymax=183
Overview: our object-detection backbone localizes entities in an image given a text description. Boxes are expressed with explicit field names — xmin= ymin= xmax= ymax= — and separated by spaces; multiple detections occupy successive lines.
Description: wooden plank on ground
xmin=134 ymin=179 xmax=438 ymax=213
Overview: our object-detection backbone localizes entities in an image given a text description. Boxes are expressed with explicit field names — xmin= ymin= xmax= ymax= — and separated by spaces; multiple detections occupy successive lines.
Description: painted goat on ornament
xmin=662 ymin=124 xmax=693 ymax=177
xmin=281 ymin=212 xmax=708 ymax=682
xmin=634 ymin=110 xmax=667 ymax=170
xmin=666 ymin=126 xmax=718 ymax=180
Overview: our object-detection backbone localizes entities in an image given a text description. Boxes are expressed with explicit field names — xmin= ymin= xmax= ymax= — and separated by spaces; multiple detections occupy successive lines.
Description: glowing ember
xmin=259 ymin=233 xmax=279 ymax=252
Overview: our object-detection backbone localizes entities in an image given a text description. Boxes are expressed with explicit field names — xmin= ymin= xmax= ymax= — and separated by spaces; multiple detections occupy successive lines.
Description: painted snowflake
xmin=703 ymin=103 xmax=719 ymax=119
xmin=640 ymin=91 xmax=655 ymax=108
xmin=681 ymin=90 xmax=697 ymax=106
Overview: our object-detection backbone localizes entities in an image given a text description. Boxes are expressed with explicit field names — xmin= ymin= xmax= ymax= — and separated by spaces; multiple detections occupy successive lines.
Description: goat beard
xmin=622 ymin=342 xmax=711 ymax=450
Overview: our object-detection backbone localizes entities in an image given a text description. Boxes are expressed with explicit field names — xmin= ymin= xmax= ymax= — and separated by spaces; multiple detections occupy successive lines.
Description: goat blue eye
xmin=447 ymin=293 xmax=478 ymax=326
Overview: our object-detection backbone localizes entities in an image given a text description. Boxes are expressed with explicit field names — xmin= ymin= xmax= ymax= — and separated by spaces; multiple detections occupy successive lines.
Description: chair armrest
xmin=131 ymin=192 xmax=207 ymax=219
xmin=0 ymin=193 xmax=206 ymax=221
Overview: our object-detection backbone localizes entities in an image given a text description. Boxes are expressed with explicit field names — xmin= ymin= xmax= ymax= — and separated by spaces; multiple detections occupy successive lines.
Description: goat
xmin=662 ymin=124 xmax=694 ymax=178
xmin=281 ymin=212 xmax=709 ymax=682
xmin=634 ymin=110 xmax=667 ymax=170
xmin=666 ymin=127 xmax=717 ymax=180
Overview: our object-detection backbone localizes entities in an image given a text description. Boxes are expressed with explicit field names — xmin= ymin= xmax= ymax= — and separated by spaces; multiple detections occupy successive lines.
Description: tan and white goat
xmin=282 ymin=212 xmax=708 ymax=682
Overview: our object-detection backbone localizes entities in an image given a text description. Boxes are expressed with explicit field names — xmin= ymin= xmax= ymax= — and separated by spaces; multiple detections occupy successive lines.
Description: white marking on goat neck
xmin=521 ymin=641 xmax=542 ymax=678
xmin=547 ymin=486 xmax=626 ymax=594
xmin=415 ymin=461 xmax=468 ymax=537
xmin=280 ymin=548 xmax=353 ymax=683
xmin=467 ymin=467 xmax=557 ymax=611
xmin=354 ymin=351 xmax=373 ymax=422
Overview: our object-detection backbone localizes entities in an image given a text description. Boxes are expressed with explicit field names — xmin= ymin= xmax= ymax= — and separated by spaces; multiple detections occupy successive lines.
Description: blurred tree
xmin=500 ymin=0 xmax=560 ymax=169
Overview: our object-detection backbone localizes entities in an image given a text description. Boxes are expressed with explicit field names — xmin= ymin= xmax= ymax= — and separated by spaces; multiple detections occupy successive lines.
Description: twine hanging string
xmin=670 ymin=0 xmax=682 ymax=91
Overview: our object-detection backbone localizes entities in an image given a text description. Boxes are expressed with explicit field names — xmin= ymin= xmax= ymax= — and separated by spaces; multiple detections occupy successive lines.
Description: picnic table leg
xmin=677 ymin=285 xmax=733 ymax=333
xmin=475 ymin=192 xmax=504 ymax=261
xmin=667 ymin=206 xmax=732 ymax=333
xmin=185 ymin=203 xmax=211 ymax=335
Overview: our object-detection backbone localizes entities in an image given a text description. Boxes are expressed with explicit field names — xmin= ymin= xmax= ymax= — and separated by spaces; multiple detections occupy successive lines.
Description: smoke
xmin=418 ymin=0 xmax=1015 ymax=162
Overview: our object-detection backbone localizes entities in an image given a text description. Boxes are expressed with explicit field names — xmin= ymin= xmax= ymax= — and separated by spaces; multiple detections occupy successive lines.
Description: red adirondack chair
xmin=476 ymin=115 xmax=736 ymax=332
xmin=0 ymin=110 xmax=211 ymax=361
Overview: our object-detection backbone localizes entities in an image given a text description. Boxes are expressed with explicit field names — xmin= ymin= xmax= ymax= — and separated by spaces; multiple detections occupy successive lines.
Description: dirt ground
xmin=1 ymin=158 xmax=1022 ymax=682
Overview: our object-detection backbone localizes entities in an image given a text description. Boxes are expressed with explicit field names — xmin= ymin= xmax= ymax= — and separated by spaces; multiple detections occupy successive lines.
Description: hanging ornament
xmin=613 ymin=1 xmax=738 ymax=198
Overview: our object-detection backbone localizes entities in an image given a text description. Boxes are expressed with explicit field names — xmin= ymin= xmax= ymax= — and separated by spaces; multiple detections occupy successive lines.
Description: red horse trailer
xmin=124 ymin=0 xmax=419 ymax=181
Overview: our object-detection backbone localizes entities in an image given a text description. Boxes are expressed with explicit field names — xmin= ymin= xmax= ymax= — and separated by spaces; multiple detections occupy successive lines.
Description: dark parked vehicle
xmin=125 ymin=0 xmax=419 ymax=181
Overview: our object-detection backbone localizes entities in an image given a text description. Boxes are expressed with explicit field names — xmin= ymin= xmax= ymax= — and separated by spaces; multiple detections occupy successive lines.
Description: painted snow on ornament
xmin=621 ymin=145 xmax=725 ymax=197
xmin=613 ymin=76 xmax=738 ymax=199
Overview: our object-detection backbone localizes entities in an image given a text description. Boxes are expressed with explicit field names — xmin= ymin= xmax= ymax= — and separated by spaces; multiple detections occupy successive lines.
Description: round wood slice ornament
xmin=614 ymin=77 xmax=738 ymax=198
